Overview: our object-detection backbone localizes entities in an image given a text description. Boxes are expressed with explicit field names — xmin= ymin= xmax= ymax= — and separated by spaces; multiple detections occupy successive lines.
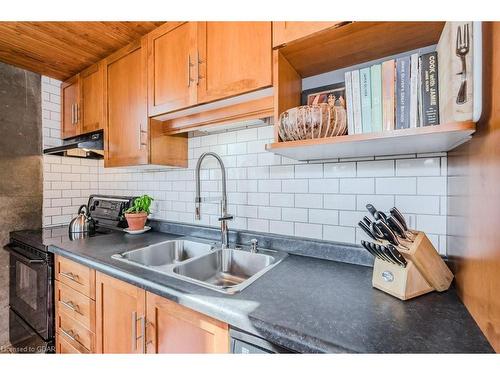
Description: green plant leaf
xmin=125 ymin=194 xmax=154 ymax=214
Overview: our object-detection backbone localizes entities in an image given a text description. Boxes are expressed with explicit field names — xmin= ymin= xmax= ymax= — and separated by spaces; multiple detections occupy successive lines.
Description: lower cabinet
xmin=146 ymin=292 xmax=229 ymax=353
xmin=94 ymin=270 xmax=229 ymax=354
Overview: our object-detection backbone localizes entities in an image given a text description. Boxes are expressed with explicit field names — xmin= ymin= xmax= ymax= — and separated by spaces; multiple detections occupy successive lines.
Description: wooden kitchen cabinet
xmin=61 ymin=75 xmax=80 ymax=139
xmin=104 ymin=39 xmax=149 ymax=167
xmin=147 ymin=22 xmax=197 ymax=116
xmin=95 ymin=271 xmax=146 ymax=353
xmin=79 ymin=63 xmax=104 ymax=134
xmin=147 ymin=21 xmax=272 ymax=117
xmin=196 ymin=22 xmax=272 ymax=104
xmin=146 ymin=292 xmax=229 ymax=353
xmin=60 ymin=63 xmax=104 ymax=139
xmin=272 ymin=21 xmax=342 ymax=48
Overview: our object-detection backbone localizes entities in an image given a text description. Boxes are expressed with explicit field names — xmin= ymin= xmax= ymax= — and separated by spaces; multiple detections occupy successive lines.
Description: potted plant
xmin=124 ymin=195 xmax=154 ymax=231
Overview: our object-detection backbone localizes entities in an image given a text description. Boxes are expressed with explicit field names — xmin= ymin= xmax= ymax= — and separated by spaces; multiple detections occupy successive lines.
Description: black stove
xmin=5 ymin=195 xmax=136 ymax=353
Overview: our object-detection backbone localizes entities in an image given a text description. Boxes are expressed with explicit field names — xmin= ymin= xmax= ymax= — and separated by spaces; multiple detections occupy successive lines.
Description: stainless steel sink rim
xmin=111 ymin=238 xmax=287 ymax=294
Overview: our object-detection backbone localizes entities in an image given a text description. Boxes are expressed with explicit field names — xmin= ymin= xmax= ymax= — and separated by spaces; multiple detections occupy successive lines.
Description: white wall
xmin=42 ymin=77 xmax=448 ymax=254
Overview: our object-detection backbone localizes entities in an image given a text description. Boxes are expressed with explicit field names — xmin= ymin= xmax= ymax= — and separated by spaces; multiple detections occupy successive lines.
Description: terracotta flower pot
xmin=125 ymin=212 xmax=148 ymax=231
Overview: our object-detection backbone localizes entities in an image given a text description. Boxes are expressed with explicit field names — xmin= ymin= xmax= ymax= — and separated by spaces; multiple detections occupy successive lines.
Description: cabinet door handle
xmin=60 ymin=328 xmax=81 ymax=346
xmin=71 ymin=103 xmax=75 ymax=125
xmin=75 ymin=103 xmax=79 ymax=124
xmin=187 ymin=54 xmax=192 ymax=87
xmin=131 ymin=311 xmax=138 ymax=352
xmin=196 ymin=51 xmax=204 ymax=84
xmin=60 ymin=271 xmax=81 ymax=284
xmin=61 ymin=300 xmax=81 ymax=315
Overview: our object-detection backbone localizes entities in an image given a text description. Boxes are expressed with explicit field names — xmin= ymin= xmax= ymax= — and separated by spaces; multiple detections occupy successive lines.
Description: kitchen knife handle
xmin=375 ymin=220 xmax=409 ymax=250
xmin=366 ymin=204 xmax=377 ymax=217
xmin=363 ymin=216 xmax=372 ymax=226
xmin=387 ymin=215 xmax=408 ymax=239
xmin=386 ymin=244 xmax=408 ymax=268
xmin=390 ymin=207 xmax=408 ymax=231
xmin=358 ymin=221 xmax=377 ymax=241
xmin=361 ymin=240 xmax=380 ymax=260
xmin=370 ymin=222 xmax=386 ymax=240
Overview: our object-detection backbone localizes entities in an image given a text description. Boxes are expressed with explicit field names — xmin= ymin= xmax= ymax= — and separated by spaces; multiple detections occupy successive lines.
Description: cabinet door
xmin=272 ymin=22 xmax=342 ymax=48
xmin=197 ymin=22 xmax=272 ymax=104
xmin=104 ymin=39 xmax=148 ymax=167
xmin=80 ymin=63 xmax=104 ymax=134
xmin=146 ymin=292 xmax=229 ymax=353
xmin=148 ymin=22 xmax=197 ymax=116
xmin=61 ymin=75 xmax=80 ymax=139
xmin=95 ymin=272 xmax=146 ymax=353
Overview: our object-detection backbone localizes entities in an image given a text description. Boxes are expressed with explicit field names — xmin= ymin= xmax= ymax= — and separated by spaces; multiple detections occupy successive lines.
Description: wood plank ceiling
xmin=0 ymin=22 xmax=164 ymax=80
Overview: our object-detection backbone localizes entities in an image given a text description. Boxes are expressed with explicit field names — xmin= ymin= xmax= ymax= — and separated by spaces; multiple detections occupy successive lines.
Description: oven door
xmin=6 ymin=243 xmax=50 ymax=341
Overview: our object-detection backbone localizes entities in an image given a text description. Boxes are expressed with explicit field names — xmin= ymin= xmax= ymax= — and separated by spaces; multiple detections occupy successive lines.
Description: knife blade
xmin=358 ymin=221 xmax=378 ymax=241
xmin=386 ymin=244 xmax=408 ymax=268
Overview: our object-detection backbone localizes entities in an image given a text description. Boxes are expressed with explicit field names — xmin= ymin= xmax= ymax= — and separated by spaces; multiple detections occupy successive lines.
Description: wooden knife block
xmin=372 ymin=231 xmax=454 ymax=300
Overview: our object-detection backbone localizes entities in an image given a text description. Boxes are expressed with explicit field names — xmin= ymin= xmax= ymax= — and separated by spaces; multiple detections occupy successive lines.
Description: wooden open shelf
xmin=279 ymin=21 xmax=445 ymax=78
xmin=265 ymin=122 xmax=476 ymax=161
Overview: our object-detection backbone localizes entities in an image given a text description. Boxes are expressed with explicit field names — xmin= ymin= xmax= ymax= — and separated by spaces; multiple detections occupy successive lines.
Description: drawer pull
xmin=61 ymin=300 xmax=82 ymax=315
xmin=60 ymin=271 xmax=82 ymax=284
xmin=60 ymin=328 xmax=82 ymax=346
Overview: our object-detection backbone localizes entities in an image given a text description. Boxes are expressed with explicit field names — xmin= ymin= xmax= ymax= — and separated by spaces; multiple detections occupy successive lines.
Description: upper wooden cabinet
xmin=80 ymin=63 xmax=104 ymax=134
xmin=196 ymin=22 xmax=272 ymax=104
xmin=61 ymin=64 xmax=104 ymax=139
xmin=148 ymin=21 xmax=272 ymax=117
xmin=272 ymin=21 xmax=343 ymax=48
xmin=104 ymin=39 xmax=149 ymax=167
xmin=61 ymin=75 xmax=80 ymax=139
xmin=148 ymin=22 xmax=197 ymax=115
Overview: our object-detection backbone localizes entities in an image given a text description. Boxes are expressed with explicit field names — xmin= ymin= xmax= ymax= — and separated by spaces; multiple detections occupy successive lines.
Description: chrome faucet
xmin=195 ymin=152 xmax=233 ymax=249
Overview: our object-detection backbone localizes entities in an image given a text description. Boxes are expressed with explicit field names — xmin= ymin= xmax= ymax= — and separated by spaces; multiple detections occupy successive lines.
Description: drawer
xmin=55 ymin=255 xmax=95 ymax=299
xmin=56 ymin=333 xmax=90 ymax=354
xmin=55 ymin=280 xmax=95 ymax=332
xmin=56 ymin=311 xmax=95 ymax=353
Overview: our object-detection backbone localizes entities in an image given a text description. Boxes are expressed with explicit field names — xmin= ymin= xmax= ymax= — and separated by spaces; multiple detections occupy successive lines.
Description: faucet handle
xmin=218 ymin=214 xmax=233 ymax=221
xmin=250 ymin=239 xmax=258 ymax=253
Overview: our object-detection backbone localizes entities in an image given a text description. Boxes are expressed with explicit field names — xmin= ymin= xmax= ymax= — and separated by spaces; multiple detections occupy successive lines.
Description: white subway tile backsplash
xmin=282 ymin=179 xmax=308 ymax=193
xmin=41 ymin=81 xmax=449 ymax=253
xmin=269 ymin=193 xmax=294 ymax=207
xmin=339 ymin=178 xmax=375 ymax=194
xmin=324 ymin=194 xmax=356 ymax=210
xmin=294 ymin=222 xmax=322 ymax=239
xmin=269 ymin=221 xmax=294 ymax=236
xmin=309 ymin=209 xmax=338 ymax=225
xmin=357 ymin=160 xmax=395 ymax=177
xmin=417 ymin=177 xmax=447 ymax=195
xmin=295 ymin=194 xmax=322 ymax=208
xmin=323 ymin=225 xmax=356 ymax=243
xmin=376 ymin=177 xmax=417 ymax=195
xmin=396 ymin=158 xmax=441 ymax=176
xmin=324 ymin=162 xmax=356 ymax=177
xmin=282 ymin=208 xmax=308 ymax=222
xmin=295 ymin=163 xmax=323 ymax=179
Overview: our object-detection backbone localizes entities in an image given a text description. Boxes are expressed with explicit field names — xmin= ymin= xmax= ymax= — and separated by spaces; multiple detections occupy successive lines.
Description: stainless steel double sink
xmin=111 ymin=239 xmax=287 ymax=294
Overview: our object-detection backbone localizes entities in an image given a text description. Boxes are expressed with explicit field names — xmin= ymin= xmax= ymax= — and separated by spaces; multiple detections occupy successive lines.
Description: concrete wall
xmin=0 ymin=62 xmax=42 ymax=347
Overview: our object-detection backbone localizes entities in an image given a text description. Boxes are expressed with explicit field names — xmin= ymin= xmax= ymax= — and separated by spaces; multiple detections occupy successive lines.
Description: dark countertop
xmin=47 ymin=230 xmax=493 ymax=353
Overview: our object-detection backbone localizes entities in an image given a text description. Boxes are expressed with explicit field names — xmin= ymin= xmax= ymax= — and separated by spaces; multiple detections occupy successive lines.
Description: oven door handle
xmin=5 ymin=244 xmax=44 ymax=264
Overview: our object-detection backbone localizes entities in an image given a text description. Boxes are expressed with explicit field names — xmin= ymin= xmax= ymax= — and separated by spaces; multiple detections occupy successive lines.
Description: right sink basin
xmin=172 ymin=248 xmax=287 ymax=294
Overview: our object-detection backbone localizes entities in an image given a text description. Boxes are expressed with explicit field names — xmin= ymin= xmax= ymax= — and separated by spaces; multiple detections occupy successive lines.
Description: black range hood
xmin=43 ymin=130 xmax=104 ymax=159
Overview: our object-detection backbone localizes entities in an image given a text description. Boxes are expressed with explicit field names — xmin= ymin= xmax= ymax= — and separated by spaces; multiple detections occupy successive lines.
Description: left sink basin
xmin=112 ymin=240 xmax=214 ymax=267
